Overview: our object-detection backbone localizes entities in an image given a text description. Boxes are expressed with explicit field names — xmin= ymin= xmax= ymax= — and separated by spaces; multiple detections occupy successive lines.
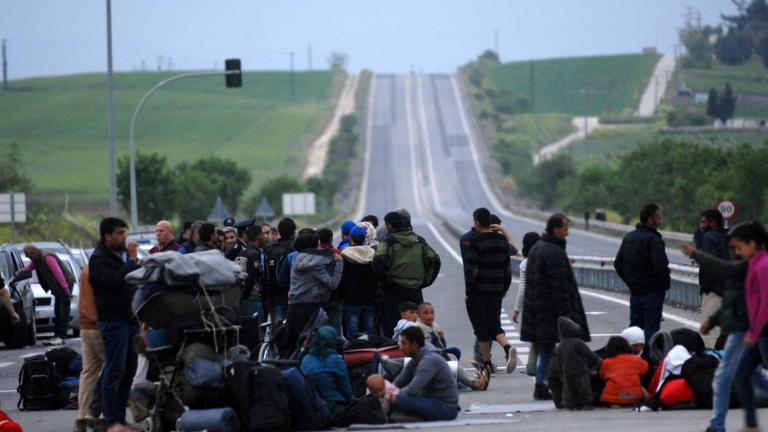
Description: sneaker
xmin=44 ymin=337 xmax=65 ymax=346
xmin=533 ymin=383 xmax=552 ymax=401
xmin=505 ymin=347 xmax=518 ymax=373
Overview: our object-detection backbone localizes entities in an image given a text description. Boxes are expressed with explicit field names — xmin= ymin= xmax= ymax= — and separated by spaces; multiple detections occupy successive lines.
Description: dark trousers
xmin=53 ymin=292 xmax=71 ymax=339
xmin=380 ymin=284 xmax=423 ymax=338
xmin=285 ymin=303 xmax=322 ymax=355
xmin=563 ymin=373 xmax=593 ymax=409
xmin=629 ymin=290 xmax=666 ymax=341
xmin=98 ymin=321 xmax=138 ymax=426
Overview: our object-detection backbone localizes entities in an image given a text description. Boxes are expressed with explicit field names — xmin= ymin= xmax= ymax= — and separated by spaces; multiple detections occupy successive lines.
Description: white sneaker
xmin=505 ymin=347 xmax=517 ymax=373
xmin=44 ymin=337 xmax=64 ymax=346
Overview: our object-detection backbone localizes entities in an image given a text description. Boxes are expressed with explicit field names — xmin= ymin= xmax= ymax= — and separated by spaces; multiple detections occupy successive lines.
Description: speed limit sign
xmin=718 ymin=200 xmax=736 ymax=220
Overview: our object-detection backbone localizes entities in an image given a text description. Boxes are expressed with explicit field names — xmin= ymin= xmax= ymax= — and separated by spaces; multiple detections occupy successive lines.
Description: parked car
xmin=127 ymin=232 xmax=156 ymax=254
xmin=12 ymin=241 xmax=84 ymax=272
xmin=0 ymin=244 xmax=36 ymax=348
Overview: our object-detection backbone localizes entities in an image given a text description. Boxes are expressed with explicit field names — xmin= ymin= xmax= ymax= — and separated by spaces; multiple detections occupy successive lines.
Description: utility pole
xmin=290 ymin=51 xmax=295 ymax=97
xmin=167 ymin=57 xmax=173 ymax=71
xmin=529 ymin=60 xmax=535 ymax=113
xmin=308 ymin=43 xmax=313 ymax=70
xmin=2 ymin=39 xmax=8 ymax=90
xmin=106 ymin=0 xmax=118 ymax=216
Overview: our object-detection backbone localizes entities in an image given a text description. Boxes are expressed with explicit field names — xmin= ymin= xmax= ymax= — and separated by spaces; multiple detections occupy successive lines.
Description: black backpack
xmin=17 ymin=354 xmax=58 ymax=410
xmin=45 ymin=346 xmax=80 ymax=378
xmin=226 ymin=361 xmax=290 ymax=432
xmin=682 ymin=350 xmax=721 ymax=408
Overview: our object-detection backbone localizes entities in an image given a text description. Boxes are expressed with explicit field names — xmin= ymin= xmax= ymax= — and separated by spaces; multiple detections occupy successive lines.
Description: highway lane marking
xmin=354 ymin=73 xmax=377 ymax=221
xmin=579 ymin=289 xmax=699 ymax=329
xmin=585 ymin=311 xmax=607 ymax=315
xmin=19 ymin=352 xmax=45 ymax=359
xmin=0 ymin=362 xmax=13 ymax=368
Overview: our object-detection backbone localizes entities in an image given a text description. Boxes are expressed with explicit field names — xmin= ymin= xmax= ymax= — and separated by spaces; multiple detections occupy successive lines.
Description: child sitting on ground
xmin=366 ymin=374 xmax=399 ymax=414
xmin=392 ymin=301 xmax=418 ymax=341
xmin=415 ymin=302 xmax=461 ymax=359
xmin=556 ymin=317 xmax=601 ymax=410
xmin=600 ymin=336 xmax=649 ymax=407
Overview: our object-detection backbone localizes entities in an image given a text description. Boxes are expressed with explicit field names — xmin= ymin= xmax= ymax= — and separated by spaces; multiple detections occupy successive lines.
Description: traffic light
xmin=225 ymin=58 xmax=242 ymax=88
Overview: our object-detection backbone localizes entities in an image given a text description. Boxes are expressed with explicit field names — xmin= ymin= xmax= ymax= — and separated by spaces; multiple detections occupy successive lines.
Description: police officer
xmin=225 ymin=218 xmax=255 ymax=261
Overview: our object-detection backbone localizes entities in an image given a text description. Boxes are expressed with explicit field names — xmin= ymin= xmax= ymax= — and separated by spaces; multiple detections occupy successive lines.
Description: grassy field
xmin=568 ymin=126 xmax=768 ymax=168
xmin=484 ymin=53 xmax=660 ymax=116
xmin=0 ymin=70 xmax=342 ymax=206
xmin=499 ymin=113 xmax=576 ymax=151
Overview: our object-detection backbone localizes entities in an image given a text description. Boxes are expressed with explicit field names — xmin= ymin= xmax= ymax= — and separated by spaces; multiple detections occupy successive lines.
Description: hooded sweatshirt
xmin=338 ymin=245 xmax=377 ymax=306
xmin=555 ymin=317 xmax=600 ymax=377
xmin=745 ymin=250 xmax=768 ymax=341
xmin=288 ymin=249 xmax=343 ymax=305
xmin=394 ymin=343 xmax=459 ymax=409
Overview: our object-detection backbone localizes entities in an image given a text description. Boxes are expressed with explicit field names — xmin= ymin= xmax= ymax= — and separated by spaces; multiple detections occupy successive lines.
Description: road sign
xmin=717 ymin=199 xmax=736 ymax=220
xmin=282 ymin=192 xmax=315 ymax=216
xmin=0 ymin=192 xmax=26 ymax=223
xmin=254 ymin=198 xmax=275 ymax=219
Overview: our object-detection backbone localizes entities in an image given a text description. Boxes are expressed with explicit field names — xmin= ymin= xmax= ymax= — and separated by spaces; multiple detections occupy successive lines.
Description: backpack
xmin=681 ymin=350 xmax=721 ymax=408
xmin=17 ymin=354 xmax=58 ymax=410
xmin=281 ymin=367 xmax=330 ymax=431
xmin=45 ymin=346 xmax=81 ymax=378
xmin=384 ymin=235 xmax=441 ymax=289
xmin=225 ymin=361 xmax=289 ymax=432
xmin=648 ymin=328 xmax=705 ymax=369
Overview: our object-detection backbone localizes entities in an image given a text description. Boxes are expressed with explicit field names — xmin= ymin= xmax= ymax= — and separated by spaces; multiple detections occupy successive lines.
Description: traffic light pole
xmin=128 ymin=69 xmax=240 ymax=228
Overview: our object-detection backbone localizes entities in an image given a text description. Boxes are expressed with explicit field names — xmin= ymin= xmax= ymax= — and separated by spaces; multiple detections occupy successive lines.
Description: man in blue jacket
xmin=614 ymin=203 xmax=670 ymax=342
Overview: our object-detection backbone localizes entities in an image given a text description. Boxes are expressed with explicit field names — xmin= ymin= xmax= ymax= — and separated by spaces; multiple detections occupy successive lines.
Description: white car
xmin=24 ymin=253 xmax=81 ymax=337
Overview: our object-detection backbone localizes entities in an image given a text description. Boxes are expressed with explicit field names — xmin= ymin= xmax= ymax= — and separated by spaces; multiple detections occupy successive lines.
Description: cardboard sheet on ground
xmin=464 ymin=402 xmax=558 ymax=414
xmin=347 ymin=418 xmax=521 ymax=430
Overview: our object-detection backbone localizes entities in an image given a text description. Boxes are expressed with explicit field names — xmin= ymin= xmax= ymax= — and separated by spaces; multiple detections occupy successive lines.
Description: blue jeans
xmin=536 ymin=343 xmax=554 ymax=384
xmin=99 ymin=321 xmax=138 ymax=426
xmin=629 ymin=290 xmax=666 ymax=341
xmin=735 ymin=337 xmax=768 ymax=428
xmin=342 ymin=304 xmax=375 ymax=338
xmin=394 ymin=393 xmax=458 ymax=421
xmin=711 ymin=332 xmax=768 ymax=431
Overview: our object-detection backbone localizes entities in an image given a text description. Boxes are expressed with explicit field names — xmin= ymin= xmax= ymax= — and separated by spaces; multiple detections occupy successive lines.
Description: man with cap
xmin=226 ymin=218 xmax=254 ymax=261
xmin=338 ymin=220 xmax=357 ymax=251
xmin=223 ymin=217 xmax=236 ymax=228
xmin=339 ymin=225 xmax=377 ymax=338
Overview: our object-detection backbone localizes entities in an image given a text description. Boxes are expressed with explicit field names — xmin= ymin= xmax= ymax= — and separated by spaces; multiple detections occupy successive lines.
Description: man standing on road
xmin=149 ymin=220 xmax=179 ymax=254
xmin=374 ymin=210 xmax=439 ymax=338
xmin=463 ymin=208 xmax=517 ymax=375
xmin=75 ymin=264 xmax=105 ymax=430
xmin=614 ymin=203 xmax=670 ymax=342
xmin=240 ymin=224 xmax=267 ymax=320
xmin=521 ymin=214 xmax=590 ymax=401
xmin=225 ymin=218 xmax=254 ymax=261
xmin=21 ymin=244 xmax=75 ymax=346
xmin=697 ymin=208 xmax=730 ymax=347
xmin=89 ymin=217 xmax=140 ymax=432
xmin=193 ymin=222 xmax=219 ymax=253
xmin=264 ymin=218 xmax=296 ymax=332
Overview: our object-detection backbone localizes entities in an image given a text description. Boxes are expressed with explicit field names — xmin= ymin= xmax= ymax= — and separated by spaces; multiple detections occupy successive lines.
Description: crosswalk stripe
xmin=501 ymin=319 xmax=513 ymax=325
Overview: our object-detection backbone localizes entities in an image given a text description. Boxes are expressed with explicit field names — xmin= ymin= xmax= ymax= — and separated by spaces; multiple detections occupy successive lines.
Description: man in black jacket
xmin=521 ymin=213 xmax=590 ymax=401
xmin=614 ymin=203 xmax=670 ymax=343
xmin=89 ymin=217 xmax=139 ymax=432
xmin=698 ymin=208 xmax=729 ymax=347
xmin=240 ymin=224 xmax=267 ymax=321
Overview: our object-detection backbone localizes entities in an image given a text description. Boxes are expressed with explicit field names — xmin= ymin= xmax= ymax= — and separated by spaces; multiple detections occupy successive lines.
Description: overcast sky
xmin=1 ymin=1 xmax=737 ymax=80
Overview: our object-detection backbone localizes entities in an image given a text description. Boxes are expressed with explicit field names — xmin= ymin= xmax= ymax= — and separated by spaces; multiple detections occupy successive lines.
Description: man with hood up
xmin=339 ymin=225 xmax=377 ymax=338
xmin=286 ymin=232 xmax=344 ymax=350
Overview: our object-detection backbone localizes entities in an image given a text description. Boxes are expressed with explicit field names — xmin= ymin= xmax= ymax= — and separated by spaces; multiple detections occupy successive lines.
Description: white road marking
xmin=0 ymin=362 xmax=14 ymax=368
xmin=585 ymin=311 xmax=607 ymax=315
xmin=580 ymin=289 xmax=699 ymax=328
xmin=591 ymin=334 xmax=619 ymax=337
xmin=20 ymin=352 xmax=44 ymax=359
xmin=501 ymin=319 xmax=513 ymax=324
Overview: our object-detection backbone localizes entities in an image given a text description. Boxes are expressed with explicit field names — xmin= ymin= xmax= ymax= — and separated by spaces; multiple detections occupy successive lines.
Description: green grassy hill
xmin=484 ymin=53 xmax=660 ymax=116
xmin=0 ymin=70 xmax=342 ymax=206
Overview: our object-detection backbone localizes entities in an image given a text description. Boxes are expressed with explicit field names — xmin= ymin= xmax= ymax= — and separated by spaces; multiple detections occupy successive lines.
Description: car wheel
xmin=5 ymin=306 xmax=29 ymax=349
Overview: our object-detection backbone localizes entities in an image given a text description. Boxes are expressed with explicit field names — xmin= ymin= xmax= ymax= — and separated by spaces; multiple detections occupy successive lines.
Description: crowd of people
xmin=17 ymin=199 xmax=763 ymax=432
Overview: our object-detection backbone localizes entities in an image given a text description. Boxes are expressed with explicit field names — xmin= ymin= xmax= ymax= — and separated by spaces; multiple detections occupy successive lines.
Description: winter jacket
xmin=393 ymin=343 xmax=459 ymax=409
xmin=242 ymin=244 xmax=265 ymax=299
xmin=288 ymin=249 xmax=343 ymax=305
xmin=463 ymin=231 xmax=513 ymax=296
xmin=692 ymin=250 xmax=749 ymax=333
xmin=300 ymin=352 xmax=352 ymax=409
xmin=614 ymin=224 xmax=671 ymax=297
xmin=698 ymin=228 xmax=729 ymax=296
xmin=745 ymin=250 xmax=768 ymax=341
xmin=265 ymin=239 xmax=295 ymax=306
xmin=555 ymin=317 xmax=600 ymax=377
xmin=513 ymin=258 xmax=528 ymax=314
xmin=192 ymin=243 xmax=215 ymax=253
xmin=338 ymin=245 xmax=377 ymax=306
xmin=599 ymin=354 xmax=649 ymax=405
xmin=373 ymin=229 xmax=426 ymax=290
xmin=78 ymin=266 xmax=98 ymax=330
xmin=88 ymin=242 xmax=138 ymax=322
xmin=520 ymin=233 xmax=591 ymax=344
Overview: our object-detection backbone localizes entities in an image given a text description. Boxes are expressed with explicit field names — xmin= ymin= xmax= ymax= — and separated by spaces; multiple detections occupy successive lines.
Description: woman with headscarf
xmin=300 ymin=326 xmax=352 ymax=410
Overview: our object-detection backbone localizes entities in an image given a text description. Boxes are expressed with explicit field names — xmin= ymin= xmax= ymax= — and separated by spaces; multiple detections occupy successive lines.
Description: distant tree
xmin=117 ymin=151 xmax=177 ymax=224
xmin=530 ymin=154 xmax=576 ymax=209
xmin=245 ymin=176 xmax=305 ymax=216
xmin=720 ymin=82 xmax=738 ymax=121
xmin=174 ymin=156 xmax=251 ymax=221
xmin=0 ymin=142 xmax=33 ymax=194
xmin=757 ymin=34 xmax=768 ymax=67
xmin=478 ymin=50 xmax=500 ymax=64
xmin=715 ymin=28 xmax=753 ymax=64
xmin=680 ymin=28 xmax=713 ymax=69
xmin=706 ymin=88 xmax=721 ymax=118
xmin=328 ymin=52 xmax=348 ymax=71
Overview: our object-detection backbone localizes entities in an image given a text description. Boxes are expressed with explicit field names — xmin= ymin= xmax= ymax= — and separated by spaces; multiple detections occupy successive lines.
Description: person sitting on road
xmin=620 ymin=326 xmax=646 ymax=356
xmin=390 ymin=327 xmax=460 ymax=421
xmin=555 ymin=317 xmax=601 ymax=410
xmin=300 ymin=326 xmax=352 ymax=411
xmin=393 ymin=301 xmax=418 ymax=341
xmin=599 ymin=336 xmax=649 ymax=407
